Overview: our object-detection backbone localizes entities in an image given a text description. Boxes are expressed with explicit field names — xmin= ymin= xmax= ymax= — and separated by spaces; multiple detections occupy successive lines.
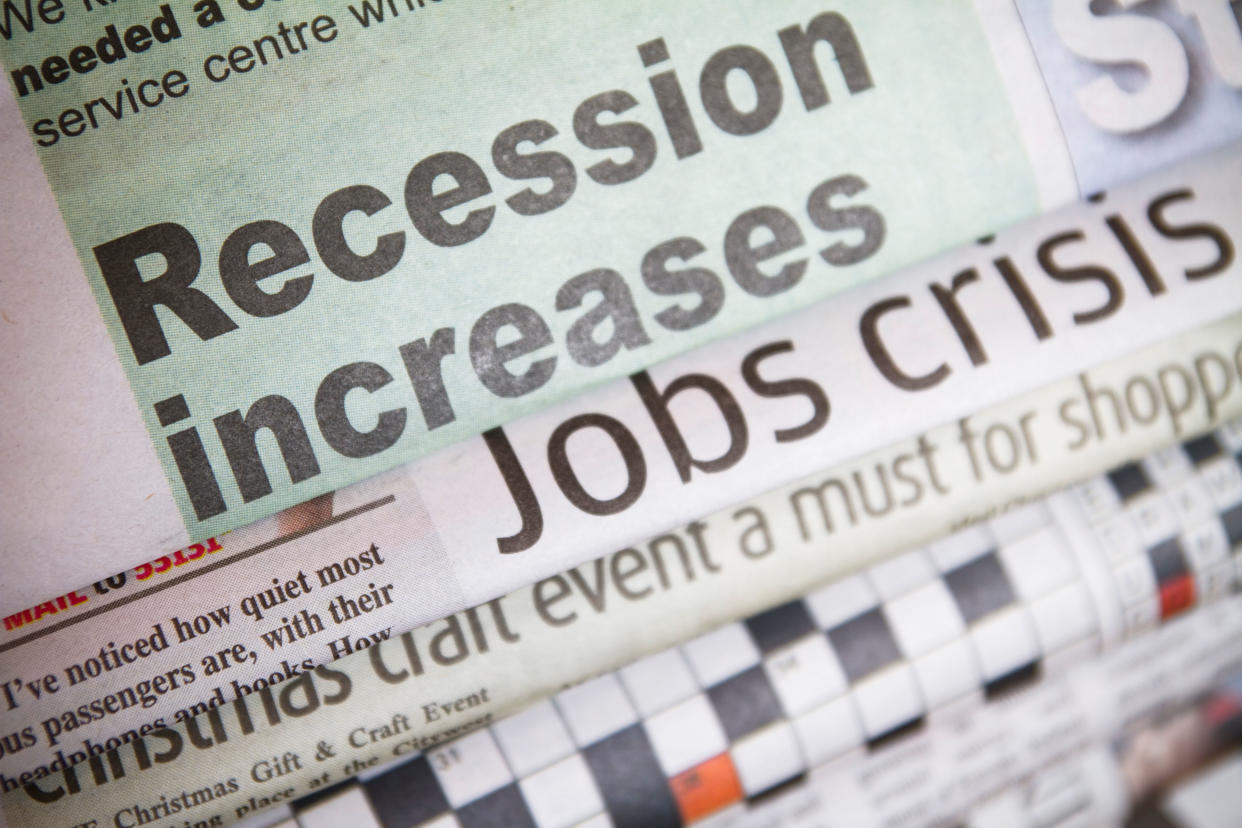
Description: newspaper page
xmin=2 ymin=277 xmax=1241 ymax=790
xmin=272 ymin=525 xmax=1242 ymax=828
xmin=3 ymin=140 xmax=1238 ymax=625
xmin=2 ymin=134 xmax=1242 ymax=614
xmin=2 ymin=0 xmax=1240 ymax=588
xmin=4 ymin=311 xmax=1242 ymax=827
xmin=2 ymin=300 xmax=1240 ymax=795
xmin=249 ymin=658 xmax=1242 ymax=826
xmin=796 ymin=601 xmax=1242 ymax=828
xmin=232 ymin=641 xmax=1242 ymax=827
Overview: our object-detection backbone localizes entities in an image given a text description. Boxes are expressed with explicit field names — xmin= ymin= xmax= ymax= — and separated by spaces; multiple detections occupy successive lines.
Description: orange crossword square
xmin=669 ymin=753 xmax=744 ymax=823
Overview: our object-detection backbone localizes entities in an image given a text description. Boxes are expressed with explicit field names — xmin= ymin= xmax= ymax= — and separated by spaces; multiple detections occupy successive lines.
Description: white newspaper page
xmin=4 ymin=312 xmax=1242 ymax=827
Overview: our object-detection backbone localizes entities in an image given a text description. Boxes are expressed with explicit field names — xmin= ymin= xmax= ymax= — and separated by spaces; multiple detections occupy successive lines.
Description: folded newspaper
xmin=3 ymin=310 xmax=1240 ymax=826
xmin=3 ymin=245 xmax=1241 ymax=791
xmin=3 ymin=0 xmax=1240 ymax=602
xmin=266 ymin=554 xmax=1242 ymax=828
xmin=3 ymin=134 xmax=1242 ymax=616
xmin=3 ymin=3 xmax=1242 ymax=827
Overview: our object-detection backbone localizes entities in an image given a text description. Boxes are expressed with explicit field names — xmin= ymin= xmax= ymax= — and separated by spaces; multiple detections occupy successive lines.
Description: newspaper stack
xmin=1 ymin=2 xmax=1240 ymax=827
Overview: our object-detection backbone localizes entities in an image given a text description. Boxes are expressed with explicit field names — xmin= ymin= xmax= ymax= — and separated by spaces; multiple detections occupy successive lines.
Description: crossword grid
xmin=1071 ymin=427 xmax=1242 ymax=635
xmin=265 ymin=424 xmax=1242 ymax=828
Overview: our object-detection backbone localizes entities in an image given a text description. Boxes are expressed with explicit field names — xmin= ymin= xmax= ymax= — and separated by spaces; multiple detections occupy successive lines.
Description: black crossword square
xmin=1184 ymin=434 xmax=1223 ymax=466
xmin=746 ymin=600 xmax=816 ymax=653
xmin=456 ymin=783 xmax=536 ymax=828
xmin=944 ymin=552 xmax=1015 ymax=624
xmin=1222 ymin=503 xmax=1242 ymax=549
xmin=1108 ymin=463 xmax=1152 ymax=502
xmin=707 ymin=665 xmax=784 ymax=742
xmin=1147 ymin=537 xmax=1189 ymax=583
xmin=827 ymin=607 xmax=902 ymax=682
xmin=364 ymin=755 xmax=450 ymax=826
xmin=583 ymin=725 xmax=681 ymax=828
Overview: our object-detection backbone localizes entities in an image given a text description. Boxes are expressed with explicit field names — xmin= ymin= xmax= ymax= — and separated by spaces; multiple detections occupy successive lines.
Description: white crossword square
xmin=1201 ymin=457 xmax=1242 ymax=510
xmin=295 ymin=786 xmax=381 ymax=828
xmin=867 ymin=548 xmax=935 ymax=600
xmin=1091 ymin=515 xmax=1145 ymax=567
xmin=1123 ymin=596 xmax=1160 ymax=634
xmin=970 ymin=606 xmax=1041 ymax=682
xmin=492 ymin=699 xmax=576 ymax=778
xmin=1168 ymin=478 xmax=1215 ymax=529
xmin=1222 ymin=420 xmax=1242 ymax=451
xmin=1130 ymin=494 xmax=1180 ymax=547
xmin=682 ymin=622 xmax=761 ymax=687
xmin=556 ymin=674 xmax=637 ymax=747
xmin=852 ymin=664 xmax=924 ymax=739
xmin=804 ymin=574 xmax=878 ymax=630
xmin=730 ymin=722 xmax=805 ymax=797
xmin=763 ymin=633 xmax=848 ymax=716
xmin=793 ymin=695 xmax=863 ymax=766
xmin=1184 ymin=521 xmax=1231 ymax=572
xmin=1029 ymin=583 xmax=1096 ymax=654
xmin=1145 ymin=446 xmax=1195 ymax=487
xmin=619 ymin=649 xmax=698 ymax=717
xmin=884 ymin=579 xmax=965 ymax=658
xmin=1113 ymin=557 xmax=1158 ymax=606
xmin=928 ymin=525 xmax=994 ymax=572
xmin=912 ymin=637 xmax=980 ymax=710
xmin=1072 ymin=477 xmax=1121 ymax=523
xmin=429 ymin=728 xmax=513 ymax=808
xmin=1197 ymin=560 xmax=1234 ymax=604
xmin=644 ymin=693 xmax=728 ymax=776
xmin=520 ymin=754 xmax=605 ymax=828
xmin=998 ymin=528 xmax=1077 ymax=601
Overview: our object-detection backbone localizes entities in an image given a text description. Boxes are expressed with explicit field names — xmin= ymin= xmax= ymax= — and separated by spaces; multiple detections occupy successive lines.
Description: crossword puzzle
xmin=257 ymin=423 xmax=1242 ymax=828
